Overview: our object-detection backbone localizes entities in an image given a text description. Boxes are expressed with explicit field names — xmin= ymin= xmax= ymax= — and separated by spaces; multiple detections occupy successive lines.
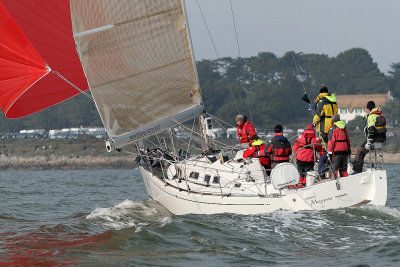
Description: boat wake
xmin=346 ymin=205 xmax=400 ymax=221
xmin=85 ymin=199 xmax=172 ymax=231
xmin=180 ymin=205 xmax=400 ymax=259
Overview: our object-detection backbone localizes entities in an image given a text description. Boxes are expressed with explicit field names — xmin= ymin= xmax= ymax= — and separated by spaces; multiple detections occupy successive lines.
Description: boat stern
xmin=367 ymin=169 xmax=387 ymax=206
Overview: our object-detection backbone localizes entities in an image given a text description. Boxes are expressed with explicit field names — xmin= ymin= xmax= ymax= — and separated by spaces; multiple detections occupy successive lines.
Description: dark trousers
xmin=318 ymin=153 xmax=329 ymax=178
xmin=332 ymin=154 xmax=348 ymax=175
xmin=318 ymin=132 xmax=328 ymax=144
xmin=262 ymin=164 xmax=271 ymax=176
xmin=353 ymin=136 xmax=386 ymax=173
xmin=353 ymin=141 xmax=368 ymax=173
xmin=296 ymin=160 xmax=314 ymax=178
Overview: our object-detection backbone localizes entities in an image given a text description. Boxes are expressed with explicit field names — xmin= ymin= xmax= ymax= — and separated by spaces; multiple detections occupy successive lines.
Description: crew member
xmin=261 ymin=125 xmax=292 ymax=169
xmin=352 ymin=101 xmax=386 ymax=173
xmin=327 ymin=114 xmax=351 ymax=177
xmin=236 ymin=114 xmax=256 ymax=145
xmin=243 ymin=135 xmax=271 ymax=175
xmin=313 ymin=87 xmax=338 ymax=143
xmin=293 ymin=124 xmax=324 ymax=188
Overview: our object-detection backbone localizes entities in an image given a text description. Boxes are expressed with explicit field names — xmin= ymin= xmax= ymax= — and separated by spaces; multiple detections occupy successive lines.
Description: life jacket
xmin=243 ymin=139 xmax=270 ymax=167
xmin=251 ymin=139 xmax=264 ymax=150
xmin=327 ymin=121 xmax=350 ymax=153
xmin=237 ymin=121 xmax=256 ymax=144
xmin=313 ymin=93 xmax=338 ymax=134
xmin=294 ymin=129 xmax=322 ymax=162
xmin=367 ymin=108 xmax=387 ymax=134
xmin=265 ymin=133 xmax=292 ymax=163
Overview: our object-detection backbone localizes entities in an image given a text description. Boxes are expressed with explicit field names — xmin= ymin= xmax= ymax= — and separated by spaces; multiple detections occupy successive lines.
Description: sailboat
xmin=0 ymin=0 xmax=387 ymax=215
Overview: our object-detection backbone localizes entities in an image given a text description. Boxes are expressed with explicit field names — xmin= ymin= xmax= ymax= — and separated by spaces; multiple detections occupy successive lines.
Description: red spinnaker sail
xmin=0 ymin=0 xmax=88 ymax=118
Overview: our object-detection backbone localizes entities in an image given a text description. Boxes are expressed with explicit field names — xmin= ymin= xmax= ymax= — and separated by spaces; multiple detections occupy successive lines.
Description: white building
xmin=337 ymin=91 xmax=393 ymax=123
xmin=49 ymin=127 xmax=106 ymax=139
xmin=87 ymin=127 xmax=107 ymax=138
xmin=207 ymin=128 xmax=226 ymax=139
xmin=226 ymin=128 xmax=237 ymax=139
xmin=49 ymin=129 xmax=62 ymax=139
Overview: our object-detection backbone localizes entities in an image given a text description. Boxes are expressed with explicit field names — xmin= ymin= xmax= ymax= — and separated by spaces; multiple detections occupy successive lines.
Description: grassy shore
xmin=0 ymin=155 xmax=135 ymax=171
xmin=0 ymin=137 xmax=137 ymax=171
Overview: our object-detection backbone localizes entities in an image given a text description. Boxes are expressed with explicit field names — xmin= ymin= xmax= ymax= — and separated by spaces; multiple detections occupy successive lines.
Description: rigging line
xmin=208 ymin=114 xmax=227 ymax=131
xmin=170 ymin=131 xmax=205 ymax=152
xmin=206 ymin=113 xmax=235 ymax=128
xmin=229 ymin=0 xmax=253 ymax=122
xmin=290 ymin=52 xmax=309 ymax=98
xmin=269 ymin=2 xmax=309 ymax=100
xmin=51 ymin=70 xmax=94 ymax=101
xmin=173 ymin=119 xmax=236 ymax=151
xmin=195 ymin=0 xmax=219 ymax=58
xmin=186 ymin=120 xmax=197 ymax=159
xmin=155 ymin=134 xmax=165 ymax=150
xmin=290 ymin=51 xmax=331 ymax=151
xmin=290 ymin=53 xmax=333 ymax=152
xmin=194 ymin=0 xmax=240 ymax=115
xmin=169 ymin=119 xmax=238 ymax=153
xmin=229 ymin=0 xmax=242 ymax=59
xmin=173 ymin=118 xmax=238 ymax=150
xmin=168 ymin=129 xmax=178 ymax=159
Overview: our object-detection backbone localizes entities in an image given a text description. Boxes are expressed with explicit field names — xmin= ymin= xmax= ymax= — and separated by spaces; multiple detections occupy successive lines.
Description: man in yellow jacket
xmin=313 ymin=87 xmax=338 ymax=143
xmin=352 ymin=101 xmax=387 ymax=173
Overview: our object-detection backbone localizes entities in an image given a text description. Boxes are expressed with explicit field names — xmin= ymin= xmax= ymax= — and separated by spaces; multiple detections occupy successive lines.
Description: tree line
xmin=1 ymin=48 xmax=399 ymax=132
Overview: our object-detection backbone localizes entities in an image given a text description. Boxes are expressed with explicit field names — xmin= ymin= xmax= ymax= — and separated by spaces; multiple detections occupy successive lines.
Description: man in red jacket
xmin=328 ymin=114 xmax=351 ymax=177
xmin=236 ymin=114 xmax=256 ymax=145
xmin=243 ymin=135 xmax=271 ymax=175
xmin=293 ymin=124 xmax=324 ymax=188
xmin=262 ymin=125 xmax=292 ymax=169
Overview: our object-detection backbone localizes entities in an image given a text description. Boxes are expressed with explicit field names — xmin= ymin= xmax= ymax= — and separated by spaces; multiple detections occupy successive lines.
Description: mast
xmin=181 ymin=0 xmax=208 ymax=145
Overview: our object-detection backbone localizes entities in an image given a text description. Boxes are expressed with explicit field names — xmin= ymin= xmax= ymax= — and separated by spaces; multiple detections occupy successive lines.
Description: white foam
xmin=86 ymin=199 xmax=171 ymax=231
xmin=360 ymin=205 xmax=400 ymax=219
xmin=160 ymin=216 xmax=172 ymax=227
xmin=115 ymin=199 xmax=137 ymax=209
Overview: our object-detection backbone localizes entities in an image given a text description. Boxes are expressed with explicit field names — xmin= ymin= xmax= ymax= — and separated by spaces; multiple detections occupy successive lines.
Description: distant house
xmin=336 ymin=91 xmax=393 ymax=123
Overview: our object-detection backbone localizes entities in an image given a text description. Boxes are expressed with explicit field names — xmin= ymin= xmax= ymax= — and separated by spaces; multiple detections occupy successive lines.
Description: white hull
xmin=139 ymin=166 xmax=387 ymax=215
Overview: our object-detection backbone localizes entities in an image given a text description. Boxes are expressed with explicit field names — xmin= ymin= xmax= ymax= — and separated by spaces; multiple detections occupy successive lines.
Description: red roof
xmin=336 ymin=91 xmax=391 ymax=112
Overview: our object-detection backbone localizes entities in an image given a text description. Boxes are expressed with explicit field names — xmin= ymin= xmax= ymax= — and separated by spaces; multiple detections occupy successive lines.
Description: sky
xmin=184 ymin=0 xmax=400 ymax=73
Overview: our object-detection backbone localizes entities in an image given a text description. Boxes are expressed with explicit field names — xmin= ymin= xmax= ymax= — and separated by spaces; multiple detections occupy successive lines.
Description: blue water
xmin=1 ymin=166 xmax=400 ymax=266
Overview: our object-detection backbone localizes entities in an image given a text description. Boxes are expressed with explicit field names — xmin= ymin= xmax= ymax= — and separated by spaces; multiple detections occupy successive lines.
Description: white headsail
xmin=70 ymin=0 xmax=203 ymax=151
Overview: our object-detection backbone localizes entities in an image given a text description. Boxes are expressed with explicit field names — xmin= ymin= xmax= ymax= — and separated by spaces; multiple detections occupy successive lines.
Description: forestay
xmin=70 ymin=0 xmax=203 ymax=150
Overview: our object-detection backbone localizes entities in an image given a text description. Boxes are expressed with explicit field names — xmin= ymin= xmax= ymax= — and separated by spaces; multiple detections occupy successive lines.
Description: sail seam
xmin=91 ymin=57 xmax=191 ymax=88
xmin=114 ymin=7 xmax=181 ymax=27
xmin=74 ymin=7 xmax=181 ymax=38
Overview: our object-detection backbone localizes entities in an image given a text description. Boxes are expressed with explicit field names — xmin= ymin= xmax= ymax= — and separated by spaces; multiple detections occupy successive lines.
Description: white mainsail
xmin=70 ymin=0 xmax=203 ymax=150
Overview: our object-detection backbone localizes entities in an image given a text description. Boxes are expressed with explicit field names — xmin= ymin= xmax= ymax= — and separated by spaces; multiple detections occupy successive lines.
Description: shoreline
xmin=0 ymin=155 xmax=135 ymax=171
xmin=0 ymin=152 xmax=399 ymax=171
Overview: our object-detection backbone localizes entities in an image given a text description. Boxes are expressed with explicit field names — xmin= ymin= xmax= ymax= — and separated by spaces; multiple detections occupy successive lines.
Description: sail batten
xmin=70 ymin=0 xmax=203 ymax=148
xmin=74 ymin=24 xmax=114 ymax=38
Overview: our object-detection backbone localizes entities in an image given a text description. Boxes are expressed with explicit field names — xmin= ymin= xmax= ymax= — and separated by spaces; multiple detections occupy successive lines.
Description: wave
xmin=85 ymin=199 xmax=172 ymax=231
xmin=348 ymin=205 xmax=400 ymax=219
